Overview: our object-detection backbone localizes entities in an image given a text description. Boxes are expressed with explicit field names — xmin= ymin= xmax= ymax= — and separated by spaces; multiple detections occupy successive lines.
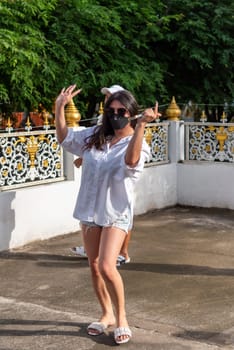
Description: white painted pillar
xmin=168 ymin=120 xmax=184 ymax=163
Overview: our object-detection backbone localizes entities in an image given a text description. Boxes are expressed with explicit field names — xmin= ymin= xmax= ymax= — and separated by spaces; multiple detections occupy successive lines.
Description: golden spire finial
xmin=99 ymin=101 xmax=104 ymax=115
xmin=65 ymin=99 xmax=81 ymax=127
xmin=165 ymin=96 xmax=181 ymax=121
xmin=26 ymin=116 xmax=31 ymax=127
xmin=200 ymin=110 xmax=207 ymax=122
xmin=220 ymin=111 xmax=227 ymax=123
xmin=6 ymin=116 xmax=13 ymax=128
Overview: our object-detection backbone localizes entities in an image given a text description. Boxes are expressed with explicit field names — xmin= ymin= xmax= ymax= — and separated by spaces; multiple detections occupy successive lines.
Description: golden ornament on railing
xmin=6 ymin=116 xmax=13 ymax=129
xmin=144 ymin=126 xmax=153 ymax=145
xmin=99 ymin=101 xmax=104 ymax=115
xmin=65 ymin=99 xmax=81 ymax=127
xmin=165 ymin=96 xmax=181 ymax=121
xmin=26 ymin=116 xmax=32 ymax=129
xmin=216 ymin=126 xmax=227 ymax=152
xmin=220 ymin=111 xmax=227 ymax=123
xmin=200 ymin=110 xmax=207 ymax=122
xmin=27 ymin=136 xmax=39 ymax=168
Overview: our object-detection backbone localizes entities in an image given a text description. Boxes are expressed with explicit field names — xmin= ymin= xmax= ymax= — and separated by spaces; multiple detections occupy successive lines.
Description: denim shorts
xmin=81 ymin=213 xmax=130 ymax=234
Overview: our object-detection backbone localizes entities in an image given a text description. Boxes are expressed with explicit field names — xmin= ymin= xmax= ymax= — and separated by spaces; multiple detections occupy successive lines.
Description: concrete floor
xmin=0 ymin=206 xmax=234 ymax=349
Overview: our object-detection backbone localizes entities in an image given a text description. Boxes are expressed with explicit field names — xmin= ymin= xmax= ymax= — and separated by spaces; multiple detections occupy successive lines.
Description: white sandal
xmin=70 ymin=246 xmax=87 ymax=258
xmin=116 ymin=255 xmax=131 ymax=267
xmin=87 ymin=321 xmax=107 ymax=336
xmin=114 ymin=327 xmax=132 ymax=344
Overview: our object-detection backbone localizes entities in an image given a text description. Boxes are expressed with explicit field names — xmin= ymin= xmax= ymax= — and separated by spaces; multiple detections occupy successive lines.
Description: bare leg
xmin=119 ymin=230 xmax=131 ymax=260
xmin=82 ymin=224 xmax=115 ymax=332
xmin=99 ymin=227 xmax=130 ymax=342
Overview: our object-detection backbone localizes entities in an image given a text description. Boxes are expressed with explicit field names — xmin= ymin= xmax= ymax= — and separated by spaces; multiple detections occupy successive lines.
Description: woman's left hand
xmin=139 ymin=101 xmax=161 ymax=124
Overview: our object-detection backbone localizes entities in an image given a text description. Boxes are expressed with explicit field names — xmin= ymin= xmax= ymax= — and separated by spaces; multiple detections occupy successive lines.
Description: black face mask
xmin=109 ymin=114 xmax=129 ymax=130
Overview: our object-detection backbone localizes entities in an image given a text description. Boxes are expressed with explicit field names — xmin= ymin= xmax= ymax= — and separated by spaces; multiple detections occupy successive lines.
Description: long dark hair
xmin=84 ymin=90 xmax=139 ymax=150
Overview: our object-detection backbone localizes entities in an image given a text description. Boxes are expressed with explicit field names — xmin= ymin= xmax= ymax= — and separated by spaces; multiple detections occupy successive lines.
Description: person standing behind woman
xmin=55 ymin=84 xmax=159 ymax=344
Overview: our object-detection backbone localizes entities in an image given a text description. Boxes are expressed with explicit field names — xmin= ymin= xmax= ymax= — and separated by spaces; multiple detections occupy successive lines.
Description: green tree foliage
xmin=47 ymin=0 xmax=172 ymax=114
xmin=0 ymin=0 xmax=233 ymax=119
xmin=160 ymin=0 xmax=234 ymax=104
xmin=0 ymin=0 xmax=57 ymax=112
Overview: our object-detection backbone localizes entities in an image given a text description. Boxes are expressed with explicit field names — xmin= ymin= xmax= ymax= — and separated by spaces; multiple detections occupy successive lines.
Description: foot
xmin=87 ymin=322 xmax=107 ymax=336
xmin=116 ymin=254 xmax=131 ymax=267
xmin=70 ymin=246 xmax=87 ymax=258
xmin=114 ymin=326 xmax=132 ymax=344
xmin=87 ymin=315 xmax=115 ymax=336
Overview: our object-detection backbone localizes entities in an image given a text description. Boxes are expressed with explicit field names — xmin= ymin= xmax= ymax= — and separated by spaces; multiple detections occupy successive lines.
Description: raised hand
xmin=140 ymin=101 xmax=161 ymax=123
xmin=56 ymin=84 xmax=82 ymax=107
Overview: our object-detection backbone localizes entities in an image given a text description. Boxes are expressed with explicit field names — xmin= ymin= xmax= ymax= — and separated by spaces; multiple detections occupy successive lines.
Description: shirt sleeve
xmin=61 ymin=126 xmax=97 ymax=157
xmin=122 ymin=139 xmax=151 ymax=180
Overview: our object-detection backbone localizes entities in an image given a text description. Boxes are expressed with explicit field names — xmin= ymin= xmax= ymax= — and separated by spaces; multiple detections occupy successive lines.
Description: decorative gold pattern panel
xmin=185 ymin=122 xmax=234 ymax=162
xmin=0 ymin=130 xmax=64 ymax=189
xmin=144 ymin=122 xmax=169 ymax=163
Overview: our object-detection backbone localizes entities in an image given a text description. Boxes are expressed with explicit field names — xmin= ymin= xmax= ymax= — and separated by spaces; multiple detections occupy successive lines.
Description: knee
xmin=99 ymin=261 xmax=115 ymax=282
xmin=89 ymin=259 xmax=100 ymax=278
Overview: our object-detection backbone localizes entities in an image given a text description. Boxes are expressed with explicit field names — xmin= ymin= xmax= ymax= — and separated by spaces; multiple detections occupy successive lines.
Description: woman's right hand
xmin=55 ymin=85 xmax=81 ymax=144
xmin=55 ymin=84 xmax=82 ymax=108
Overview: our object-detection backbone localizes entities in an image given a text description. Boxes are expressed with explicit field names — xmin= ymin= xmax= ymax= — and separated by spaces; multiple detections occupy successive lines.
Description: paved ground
xmin=0 ymin=206 xmax=234 ymax=350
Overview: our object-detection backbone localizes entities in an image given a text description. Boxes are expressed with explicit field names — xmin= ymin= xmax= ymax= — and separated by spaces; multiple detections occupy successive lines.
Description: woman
xmin=55 ymin=84 xmax=159 ymax=344
xmin=70 ymin=84 xmax=132 ymax=265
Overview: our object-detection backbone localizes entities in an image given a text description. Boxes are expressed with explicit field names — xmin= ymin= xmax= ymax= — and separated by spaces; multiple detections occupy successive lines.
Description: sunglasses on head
xmin=105 ymin=107 xmax=127 ymax=118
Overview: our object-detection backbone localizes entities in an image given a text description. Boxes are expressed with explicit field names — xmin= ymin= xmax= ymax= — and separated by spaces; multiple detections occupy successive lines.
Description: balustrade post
xmin=168 ymin=121 xmax=184 ymax=163
xmin=165 ymin=97 xmax=184 ymax=163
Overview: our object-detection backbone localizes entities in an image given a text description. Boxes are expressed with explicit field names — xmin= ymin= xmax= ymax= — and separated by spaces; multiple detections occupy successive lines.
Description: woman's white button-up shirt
xmin=61 ymin=126 xmax=150 ymax=229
